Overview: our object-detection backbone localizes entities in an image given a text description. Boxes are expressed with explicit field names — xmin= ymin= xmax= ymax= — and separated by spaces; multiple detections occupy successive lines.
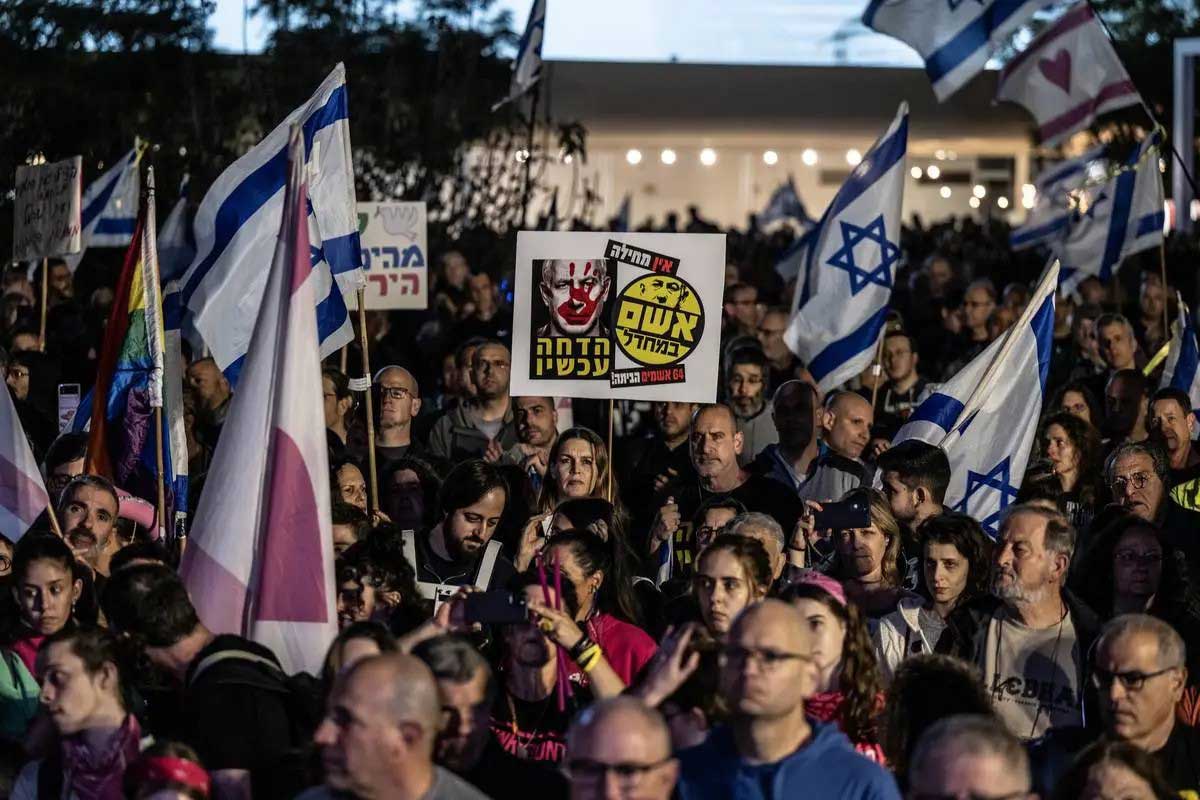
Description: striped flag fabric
xmin=1010 ymin=144 xmax=1107 ymax=251
xmin=162 ymin=280 xmax=190 ymax=539
xmin=894 ymin=260 xmax=1058 ymax=536
xmin=864 ymin=0 xmax=1054 ymax=102
xmin=493 ymin=0 xmax=546 ymax=111
xmin=759 ymin=176 xmax=814 ymax=228
xmin=63 ymin=146 xmax=142 ymax=272
xmin=181 ymin=63 xmax=363 ymax=384
xmin=777 ymin=226 xmax=816 ymax=312
xmin=1054 ymin=133 xmax=1164 ymax=291
xmin=1160 ymin=295 xmax=1200 ymax=417
xmin=784 ymin=103 xmax=908 ymax=393
xmin=180 ymin=125 xmax=336 ymax=675
xmin=0 ymin=373 xmax=50 ymax=543
xmin=996 ymin=3 xmax=1141 ymax=147
xmin=79 ymin=168 xmax=175 ymax=527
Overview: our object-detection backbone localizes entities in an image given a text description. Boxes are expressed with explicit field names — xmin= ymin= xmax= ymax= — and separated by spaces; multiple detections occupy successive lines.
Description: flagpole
xmin=868 ymin=326 xmax=887 ymax=411
xmin=45 ymin=504 xmax=63 ymax=538
xmin=155 ymin=405 xmax=167 ymax=541
xmin=339 ymin=345 xmax=348 ymax=374
xmin=357 ymin=290 xmax=379 ymax=520
xmin=606 ymin=398 xmax=614 ymax=504
xmin=519 ymin=84 xmax=541 ymax=229
xmin=38 ymin=258 xmax=48 ymax=352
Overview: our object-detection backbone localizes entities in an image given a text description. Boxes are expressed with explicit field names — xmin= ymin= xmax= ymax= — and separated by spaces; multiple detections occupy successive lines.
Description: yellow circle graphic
xmin=614 ymin=274 xmax=706 ymax=367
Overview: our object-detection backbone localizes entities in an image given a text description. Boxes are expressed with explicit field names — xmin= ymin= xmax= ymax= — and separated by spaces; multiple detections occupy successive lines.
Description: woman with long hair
xmin=536 ymin=428 xmax=617 ymax=514
xmin=544 ymin=530 xmax=656 ymax=685
xmin=1051 ymin=740 xmax=1176 ymax=800
xmin=1039 ymin=410 xmax=1104 ymax=531
xmin=691 ymin=535 xmax=772 ymax=641
xmin=825 ymin=488 xmax=910 ymax=618
xmin=12 ymin=628 xmax=143 ymax=800
xmin=874 ymin=513 xmax=992 ymax=683
xmin=781 ymin=571 xmax=886 ymax=763
xmin=319 ymin=620 xmax=397 ymax=698
xmin=1051 ymin=379 xmax=1104 ymax=429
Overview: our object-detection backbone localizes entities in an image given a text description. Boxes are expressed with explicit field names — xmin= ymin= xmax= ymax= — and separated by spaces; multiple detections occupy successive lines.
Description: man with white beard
xmin=935 ymin=504 xmax=1101 ymax=741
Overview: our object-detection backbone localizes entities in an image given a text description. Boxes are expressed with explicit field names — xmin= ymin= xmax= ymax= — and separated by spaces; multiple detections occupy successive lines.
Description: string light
xmin=762 ymin=150 xmax=779 ymax=166
xmin=700 ymin=148 xmax=717 ymax=166
xmin=927 ymin=165 xmax=941 ymax=180
xmin=626 ymin=149 xmax=643 ymax=165
xmin=846 ymin=149 xmax=862 ymax=166
xmin=940 ymin=186 xmax=952 ymax=199
xmin=660 ymin=148 xmax=676 ymax=165
xmin=911 ymin=166 xmax=923 ymax=179
xmin=802 ymin=149 xmax=819 ymax=166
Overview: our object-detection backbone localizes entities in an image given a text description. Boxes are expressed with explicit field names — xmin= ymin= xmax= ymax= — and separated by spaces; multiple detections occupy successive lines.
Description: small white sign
xmin=346 ymin=201 xmax=428 ymax=310
xmin=13 ymin=157 xmax=83 ymax=261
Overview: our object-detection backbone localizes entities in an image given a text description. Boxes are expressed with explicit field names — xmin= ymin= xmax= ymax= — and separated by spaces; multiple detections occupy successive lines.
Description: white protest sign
xmin=511 ymin=231 xmax=725 ymax=403
xmin=346 ymin=201 xmax=428 ymax=310
xmin=13 ymin=157 xmax=83 ymax=261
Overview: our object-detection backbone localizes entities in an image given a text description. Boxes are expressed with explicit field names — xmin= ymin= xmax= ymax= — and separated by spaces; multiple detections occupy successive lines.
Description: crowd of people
xmin=2 ymin=211 xmax=1200 ymax=799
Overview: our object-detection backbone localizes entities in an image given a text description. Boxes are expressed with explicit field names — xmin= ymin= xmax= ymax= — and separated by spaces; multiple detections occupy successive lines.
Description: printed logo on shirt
xmin=990 ymin=673 xmax=1078 ymax=709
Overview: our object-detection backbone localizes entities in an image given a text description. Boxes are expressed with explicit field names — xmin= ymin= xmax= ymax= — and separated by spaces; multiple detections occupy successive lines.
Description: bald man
xmin=186 ymin=357 xmax=232 ymax=441
xmin=304 ymin=654 xmax=489 ymax=799
xmin=798 ymin=391 xmax=873 ymax=502
xmin=566 ymin=697 xmax=678 ymax=800
xmin=375 ymin=365 xmax=425 ymax=463
xmin=676 ymin=600 xmax=900 ymax=799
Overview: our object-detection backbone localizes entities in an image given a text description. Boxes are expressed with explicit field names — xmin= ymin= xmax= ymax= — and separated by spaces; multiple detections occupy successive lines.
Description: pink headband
xmin=790 ymin=570 xmax=847 ymax=607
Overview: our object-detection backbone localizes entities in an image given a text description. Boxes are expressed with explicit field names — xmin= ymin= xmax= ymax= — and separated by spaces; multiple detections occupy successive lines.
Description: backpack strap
xmin=402 ymin=530 xmax=442 ymax=601
xmin=473 ymin=540 xmax=502 ymax=590
xmin=188 ymin=649 xmax=284 ymax=689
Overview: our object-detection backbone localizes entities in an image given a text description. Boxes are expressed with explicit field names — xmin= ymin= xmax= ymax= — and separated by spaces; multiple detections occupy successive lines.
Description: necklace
xmin=992 ymin=603 xmax=1069 ymax=739
xmin=505 ymin=688 xmax=554 ymax=760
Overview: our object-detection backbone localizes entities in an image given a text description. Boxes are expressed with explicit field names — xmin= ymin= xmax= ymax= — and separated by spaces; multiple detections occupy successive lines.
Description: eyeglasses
xmin=7 ymin=369 xmax=29 ymax=380
xmin=377 ymin=386 xmax=412 ymax=401
xmin=1114 ymin=549 xmax=1163 ymax=566
xmin=1091 ymin=665 xmax=1179 ymax=692
xmin=1110 ymin=472 xmax=1154 ymax=492
xmin=719 ymin=645 xmax=809 ymax=671
xmin=565 ymin=757 xmax=673 ymax=785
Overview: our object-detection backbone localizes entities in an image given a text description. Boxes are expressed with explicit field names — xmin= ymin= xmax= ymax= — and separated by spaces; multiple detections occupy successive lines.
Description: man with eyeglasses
xmin=676 ymin=599 xmax=900 ymax=799
xmin=1104 ymin=442 xmax=1200 ymax=569
xmin=372 ymin=365 xmax=427 ymax=467
xmin=1028 ymin=614 xmax=1200 ymax=797
xmin=907 ymin=713 xmax=1035 ymax=800
xmin=429 ymin=341 xmax=518 ymax=463
xmin=565 ymin=696 xmax=677 ymax=800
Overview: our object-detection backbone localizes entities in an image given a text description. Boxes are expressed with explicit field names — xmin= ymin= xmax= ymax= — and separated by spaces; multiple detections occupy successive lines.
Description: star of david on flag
xmin=827 ymin=215 xmax=900 ymax=295
xmin=784 ymin=103 xmax=908 ymax=394
xmin=894 ymin=259 xmax=1059 ymax=538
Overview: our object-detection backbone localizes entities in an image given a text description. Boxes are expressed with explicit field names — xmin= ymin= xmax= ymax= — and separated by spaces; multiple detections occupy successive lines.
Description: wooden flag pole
xmin=39 ymin=257 xmax=48 ymax=351
xmin=357 ymin=290 xmax=379 ymax=519
xmin=155 ymin=405 xmax=167 ymax=542
xmin=339 ymin=345 xmax=348 ymax=374
xmin=45 ymin=502 xmax=63 ymax=538
xmin=606 ymin=398 xmax=615 ymax=503
xmin=868 ymin=325 xmax=888 ymax=411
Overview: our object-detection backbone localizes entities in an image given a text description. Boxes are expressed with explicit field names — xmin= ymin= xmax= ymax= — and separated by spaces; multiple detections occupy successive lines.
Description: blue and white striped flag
xmin=162 ymin=280 xmax=190 ymax=538
xmin=1010 ymin=144 xmax=1106 ymax=251
xmin=1055 ymin=133 xmax=1164 ymax=291
xmin=1160 ymin=295 xmax=1200 ymax=418
xmin=613 ymin=194 xmax=631 ymax=232
xmin=64 ymin=147 xmax=141 ymax=271
xmin=894 ymin=260 xmax=1059 ymax=536
xmin=777 ymin=226 xmax=816 ymax=312
xmin=783 ymin=103 xmax=908 ymax=393
xmin=864 ymin=0 xmax=1053 ymax=102
xmin=759 ymin=176 xmax=814 ymax=228
xmin=493 ymin=0 xmax=546 ymax=111
xmin=181 ymin=63 xmax=363 ymax=383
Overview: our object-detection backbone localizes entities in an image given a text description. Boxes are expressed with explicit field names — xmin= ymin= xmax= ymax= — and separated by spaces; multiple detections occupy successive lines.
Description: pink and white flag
xmin=180 ymin=125 xmax=336 ymax=675
xmin=996 ymin=2 xmax=1141 ymax=146
xmin=0 ymin=384 xmax=50 ymax=542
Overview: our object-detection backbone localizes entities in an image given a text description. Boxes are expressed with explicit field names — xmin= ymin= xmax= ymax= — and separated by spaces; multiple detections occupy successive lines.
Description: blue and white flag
xmin=158 ymin=174 xmax=195 ymax=285
xmin=783 ymin=103 xmax=908 ymax=393
xmin=64 ymin=147 xmax=141 ymax=272
xmin=777 ymin=226 xmax=817 ymax=312
xmin=613 ymin=194 xmax=631 ymax=232
xmin=864 ymin=0 xmax=1053 ymax=102
xmin=1054 ymin=133 xmax=1164 ymax=291
xmin=1160 ymin=295 xmax=1200 ymax=418
xmin=181 ymin=63 xmax=363 ymax=383
xmin=162 ymin=280 xmax=190 ymax=538
xmin=759 ymin=176 xmax=814 ymax=228
xmin=493 ymin=0 xmax=546 ymax=111
xmin=1010 ymin=144 xmax=1106 ymax=251
xmin=894 ymin=260 xmax=1058 ymax=536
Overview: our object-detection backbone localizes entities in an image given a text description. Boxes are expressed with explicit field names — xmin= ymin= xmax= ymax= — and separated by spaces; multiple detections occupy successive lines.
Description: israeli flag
xmin=783 ymin=103 xmax=908 ymax=393
xmin=1010 ymin=144 xmax=1106 ymax=252
xmin=776 ymin=226 xmax=816 ymax=312
xmin=181 ymin=63 xmax=363 ymax=383
xmin=493 ymin=0 xmax=546 ymax=111
xmin=613 ymin=194 xmax=631 ymax=232
xmin=894 ymin=260 xmax=1058 ymax=536
xmin=759 ymin=176 xmax=814 ymax=228
xmin=864 ymin=0 xmax=1053 ymax=102
xmin=1055 ymin=133 xmax=1164 ymax=291
xmin=63 ymin=147 xmax=141 ymax=271
xmin=1160 ymin=295 xmax=1200 ymax=418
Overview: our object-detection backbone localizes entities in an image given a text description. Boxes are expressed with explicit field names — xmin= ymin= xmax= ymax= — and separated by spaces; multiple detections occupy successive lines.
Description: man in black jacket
xmin=937 ymin=504 xmax=1100 ymax=741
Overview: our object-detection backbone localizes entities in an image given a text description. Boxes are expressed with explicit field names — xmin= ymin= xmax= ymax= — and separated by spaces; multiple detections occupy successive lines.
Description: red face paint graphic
xmin=547 ymin=260 xmax=606 ymax=332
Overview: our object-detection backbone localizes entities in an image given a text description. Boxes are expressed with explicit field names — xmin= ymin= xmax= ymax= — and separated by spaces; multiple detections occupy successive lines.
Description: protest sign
xmin=12 ymin=157 xmax=83 ymax=261
xmin=511 ymin=231 xmax=725 ymax=402
xmin=347 ymin=201 xmax=428 ymax=310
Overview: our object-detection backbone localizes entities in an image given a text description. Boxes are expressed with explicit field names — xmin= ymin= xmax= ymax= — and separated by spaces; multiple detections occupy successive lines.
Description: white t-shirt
xmin=983 ymin=607 xmax=1083 ymax=740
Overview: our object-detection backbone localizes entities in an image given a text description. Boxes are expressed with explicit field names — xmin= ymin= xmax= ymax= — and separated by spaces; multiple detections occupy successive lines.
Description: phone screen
xmin=57 ymin=384 xmax=81 ymax=433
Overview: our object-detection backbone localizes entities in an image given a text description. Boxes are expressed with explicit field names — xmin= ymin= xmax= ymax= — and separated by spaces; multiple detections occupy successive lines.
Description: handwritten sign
xmin=13 ymin=157 xmax=83 ymax=261
xmin=345 ymin=201 xmax=428 ymax=310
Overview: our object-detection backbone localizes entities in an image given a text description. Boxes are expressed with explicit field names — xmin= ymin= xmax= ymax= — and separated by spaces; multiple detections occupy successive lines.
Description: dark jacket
xmin=427 ymin=401 xmax=518 ymax=463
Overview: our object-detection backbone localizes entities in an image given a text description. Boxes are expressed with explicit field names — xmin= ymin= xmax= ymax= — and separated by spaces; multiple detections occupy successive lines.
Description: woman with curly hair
xmin=781 ymin=571 xmax=886 ymax=763
xmin=1039 ymin=410 xmax=1104 ymax=531
xmin=823 ymin=488 xmax=912 ymax=619
xmin=873 ymin=513 xmax=993 ymax=683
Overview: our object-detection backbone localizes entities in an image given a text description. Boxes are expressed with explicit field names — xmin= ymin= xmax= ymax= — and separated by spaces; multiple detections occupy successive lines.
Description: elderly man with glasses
xmin=1105 ymin=441 xmax=1200 ymax=573
xmin=1030 ymin=614 xmax=1200 ymax=796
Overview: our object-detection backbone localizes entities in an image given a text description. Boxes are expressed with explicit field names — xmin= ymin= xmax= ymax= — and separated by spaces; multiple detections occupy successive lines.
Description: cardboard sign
xmin=346 ymin=201 xmax=428 ymax=310
xmin=511 ymin=231 xmax=725 ymax=402
xmin=13 ymin=157 xmax=83 ymax=261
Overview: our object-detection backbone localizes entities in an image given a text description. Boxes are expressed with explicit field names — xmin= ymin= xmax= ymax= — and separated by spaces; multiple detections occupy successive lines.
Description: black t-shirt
xmin=415 ymin=529 xmax=516 ymax=590
xmin=1156 ymin=720 xmax=1200 ymax=795
xmin=489 ymin=685 xmax=592 ymax=764
xmin=461 ymin=737 xmax=568 ymax=800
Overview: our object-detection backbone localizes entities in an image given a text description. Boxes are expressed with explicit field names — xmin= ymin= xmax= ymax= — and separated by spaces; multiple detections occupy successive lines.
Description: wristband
xmin=578 ymin=644 xmax=603 ymax=672
xmin=569 ymin=636 xmax=596 ymax=661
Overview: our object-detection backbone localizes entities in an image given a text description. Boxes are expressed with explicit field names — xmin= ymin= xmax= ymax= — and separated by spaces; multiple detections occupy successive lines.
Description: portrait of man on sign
xmin=536 ymin=258 xmax=612 ymax=338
